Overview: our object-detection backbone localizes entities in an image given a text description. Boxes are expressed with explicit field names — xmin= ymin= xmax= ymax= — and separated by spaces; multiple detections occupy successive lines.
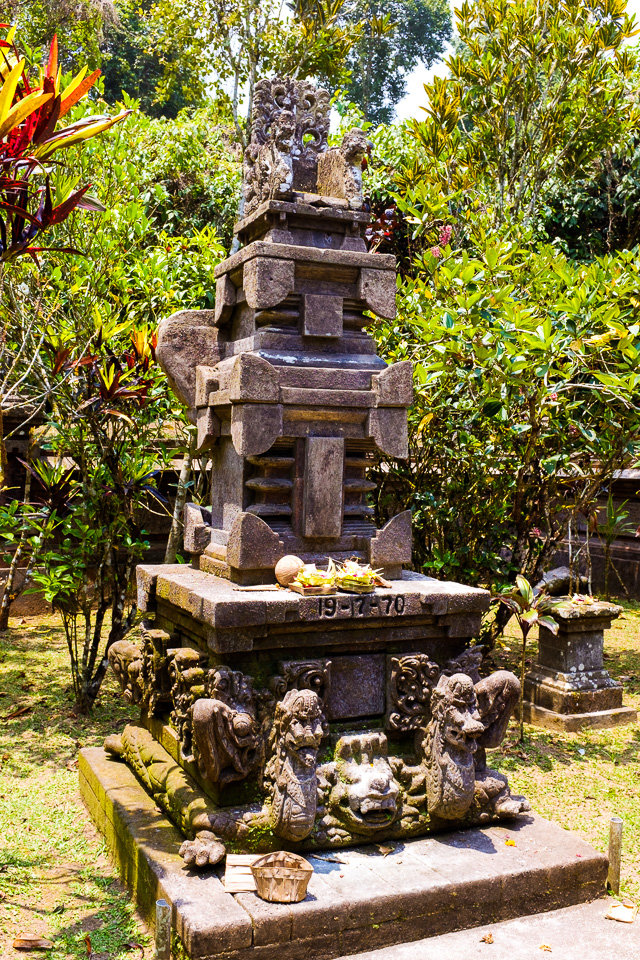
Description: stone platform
xmin=80 ymin=746 xmax=607 ymax=960
xmin=521 ymin=700 xmax=637 ymax=733
xmin=136 ymin=564 xmax=489 ymax=656
xmin=337 ymin=899 xmax=640 ymax=960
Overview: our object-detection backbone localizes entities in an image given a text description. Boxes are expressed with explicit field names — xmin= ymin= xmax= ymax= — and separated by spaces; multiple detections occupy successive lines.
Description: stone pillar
xmin=522 ymin=599 xmax=637 ymax=731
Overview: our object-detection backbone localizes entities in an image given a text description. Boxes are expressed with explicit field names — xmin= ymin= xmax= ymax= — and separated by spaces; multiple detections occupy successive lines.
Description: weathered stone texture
xmin=80 ymin=747 xmax=608 ymax=960
xmin=523 ymin=599 xmax=636 ymax=730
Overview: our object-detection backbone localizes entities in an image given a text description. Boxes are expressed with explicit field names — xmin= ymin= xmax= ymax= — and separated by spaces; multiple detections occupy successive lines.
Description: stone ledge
xmin=522 ymin=700 xmax=637 ymax=732
xmin=335 ymin=898 xmax=640 ymax=960
xmin=79 ymin=746 xmax=607 ymax=960
xmin=137 ymin=565 xmax=490 ymax=624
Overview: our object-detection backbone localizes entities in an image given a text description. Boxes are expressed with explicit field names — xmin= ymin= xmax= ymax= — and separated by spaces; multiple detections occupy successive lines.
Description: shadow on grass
xmin=0 ymin=622 xmax=138 ymax=777
xmin=49 ymin=871 xmax=150 ymax=959
xmin=2 ymin=854 xmax=148 ymax=958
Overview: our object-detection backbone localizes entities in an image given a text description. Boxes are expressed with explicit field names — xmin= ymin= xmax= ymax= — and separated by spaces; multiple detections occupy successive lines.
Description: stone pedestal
xmin=79 ymin=746 xmax=607 ymax=960
xmin=523 ymin=599 xmax=637 ymax=731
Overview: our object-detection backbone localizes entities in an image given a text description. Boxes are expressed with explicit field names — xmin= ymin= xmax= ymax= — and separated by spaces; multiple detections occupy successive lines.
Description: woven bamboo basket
xmin=251 ymin=851 xmax=313 ymax=903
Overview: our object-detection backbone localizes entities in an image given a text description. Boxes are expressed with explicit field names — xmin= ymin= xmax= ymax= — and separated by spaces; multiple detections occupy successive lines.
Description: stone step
xmin=80 ymin=745 xmax=608 ymax=960
xmin=336 ymin=898 xmax=640 ymax=960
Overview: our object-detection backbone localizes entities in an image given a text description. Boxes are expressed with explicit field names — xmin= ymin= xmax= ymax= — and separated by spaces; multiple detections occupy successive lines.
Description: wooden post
xmin=608 ymin=816 xmax=623 ymax=895
xmin=155 ymin=898 xmax=171 ymax=960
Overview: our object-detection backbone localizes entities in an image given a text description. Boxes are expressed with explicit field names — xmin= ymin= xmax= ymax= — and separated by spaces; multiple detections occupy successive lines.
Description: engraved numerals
xmin=318 ymin=594 xmax=405 ymax=619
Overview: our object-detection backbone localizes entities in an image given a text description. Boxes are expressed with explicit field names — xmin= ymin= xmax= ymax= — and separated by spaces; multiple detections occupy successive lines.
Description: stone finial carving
xmin=192 ymin=667 xmax=262 ymax=788
xmin=108 ymin=623 xmax=171 ymax=715
xmin=317 ymin=128 xmax=371 ymax=210
xmin=320 ymin=732 xmax=400 ymax=840
xmin=140 ymin=623 xmax=172 ymax=717
xmin=271 ymin=658 xmax=332 ymax=703
xmin=473 ymin=671 xmax=527 ymax=819
xmin=423 ymin=673 xmax=485 ymax=820
xmin=474 ymin=670 xmax=520 ymax=754
xmin=168 ymin=648 xmax=207 ymax=758
xmin=243 ymin=78 xmax=331 ymax=214
xmin=265 ymin=688 xmax=326 ymax=842
xmin=386 ymin=653 xmax=440 ymax=733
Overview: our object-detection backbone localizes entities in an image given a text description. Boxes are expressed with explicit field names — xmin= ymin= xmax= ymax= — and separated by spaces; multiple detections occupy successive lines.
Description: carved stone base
xmin=79 ymin=745 xmax=607 ymax=960
xmin=523 ymin=665 xmax=637 ymax=731
xmin=521 ymin=699 xmax=637 ymax=732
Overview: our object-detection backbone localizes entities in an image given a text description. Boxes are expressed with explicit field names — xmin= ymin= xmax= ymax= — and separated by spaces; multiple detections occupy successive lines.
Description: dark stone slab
xmin=326 ymin=654 xmax=385 ymax=719
xmin=80 ymin=745 xmax=607 ymax=960
xmin=137 ymin=566 xmax=489 ymax=635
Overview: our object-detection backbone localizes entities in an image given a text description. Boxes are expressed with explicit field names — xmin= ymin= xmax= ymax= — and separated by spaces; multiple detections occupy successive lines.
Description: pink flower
xmin=439 ymin=224 xmax=453 ymax=245
xmin=430 ymin=246 xmax=442 ymax=258
xmin=548 ymin=392 xmax=558 ymax=401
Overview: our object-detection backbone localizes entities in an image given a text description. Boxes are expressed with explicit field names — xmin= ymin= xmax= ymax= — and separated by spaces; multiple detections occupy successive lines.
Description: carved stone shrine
xmin=95 ymin=78 xmax=529 ymax=868
xmin=523 ymin=598 xmax=637 ymax=731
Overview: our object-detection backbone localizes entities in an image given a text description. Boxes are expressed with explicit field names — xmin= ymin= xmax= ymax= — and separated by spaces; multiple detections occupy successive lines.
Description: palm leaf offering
xmin=290 ymin=559 xmax=337 ymax=594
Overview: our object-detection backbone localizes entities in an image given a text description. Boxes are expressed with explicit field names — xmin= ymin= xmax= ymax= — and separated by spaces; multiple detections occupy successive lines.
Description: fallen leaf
xmin=605 ymin=899 xmax=637 ymax=923
xmin=480 ymin=932 xmax=494 ymax=943
xmin=123 ymin=942 xmax=145 ymax=959
xmin=13 ymin=935 xmax=54 ymax=950
xmin=3 ymin=705 xmax=31 ymax=720
xmin=377 ymin=844 xmax=394 ymax=856
xmin=540 ymin=946 xmax=552 ymax=952
xmin=505 ymin=839 xmax=516 ymax=847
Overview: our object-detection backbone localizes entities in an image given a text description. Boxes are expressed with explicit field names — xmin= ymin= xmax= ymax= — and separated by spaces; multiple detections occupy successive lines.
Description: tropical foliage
xmin=494 ymin=575 xmax=557 ymax=741
xmin=0 ymin=26 xmax=128 ymax=261
xmin=366 ymin=0 xmax=640 ymax=622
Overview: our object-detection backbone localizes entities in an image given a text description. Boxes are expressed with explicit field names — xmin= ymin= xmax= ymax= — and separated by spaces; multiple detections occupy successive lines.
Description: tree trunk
xmin=0 ymin=405 xmax=6 ymax=493
xmin=0 ymin=538 xmax=24 ymax=631
xmin=519 ymin=625 xmax=530 ymax=743
xmin=0 ymin=459 xmax=32 ymax=630
xmin=164 ymin=441 xmax=194 ymax=564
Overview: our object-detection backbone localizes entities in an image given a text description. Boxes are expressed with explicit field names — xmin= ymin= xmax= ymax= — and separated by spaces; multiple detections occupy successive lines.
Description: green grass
xmin=0 ymin=613 xmax=150 ymax=960
xmin=0 ymin=603 xmax=638 ymax=957
xmin=491 ymin=599 xmax=640 ymax=898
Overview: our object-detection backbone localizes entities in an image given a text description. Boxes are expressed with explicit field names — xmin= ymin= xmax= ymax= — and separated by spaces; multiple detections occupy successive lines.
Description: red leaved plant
xmin=0 ymin=25 xmax=130 ymax=261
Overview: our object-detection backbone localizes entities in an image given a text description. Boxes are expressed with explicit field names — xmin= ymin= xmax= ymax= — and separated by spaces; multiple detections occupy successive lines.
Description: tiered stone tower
xmin=157 ymin=79 xmax=412 ymax=584
xmin=100 ymin=79 xmax=527 ymax=864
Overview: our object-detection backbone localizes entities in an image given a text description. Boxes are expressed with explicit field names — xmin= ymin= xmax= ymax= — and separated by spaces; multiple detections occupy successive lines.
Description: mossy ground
xmin=491 ymin=599 xmax=640 ymax=899
xmin=0 ymin=614 xmax=150 ymax=960
xmin=0 ymin=603 xmax=638 ymax=957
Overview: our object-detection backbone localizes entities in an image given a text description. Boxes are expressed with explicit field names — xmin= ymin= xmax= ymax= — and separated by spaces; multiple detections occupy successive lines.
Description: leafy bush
xmin=365 ymin=0 xmax=640 ymax=619
xmin=371 ymin=240 xmax=640 ymax=596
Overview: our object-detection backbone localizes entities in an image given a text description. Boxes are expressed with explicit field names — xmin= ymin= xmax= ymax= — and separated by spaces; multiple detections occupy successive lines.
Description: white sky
xmin=395 ymin=0 xmax=640 ymax=121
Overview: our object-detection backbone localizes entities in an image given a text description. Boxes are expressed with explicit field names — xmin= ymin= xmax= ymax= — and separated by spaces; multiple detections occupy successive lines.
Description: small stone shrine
xmin=523 ymin=598 xmax=637 ymax=731
xmin=97 ymin=78 xmax=529 ymax=868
